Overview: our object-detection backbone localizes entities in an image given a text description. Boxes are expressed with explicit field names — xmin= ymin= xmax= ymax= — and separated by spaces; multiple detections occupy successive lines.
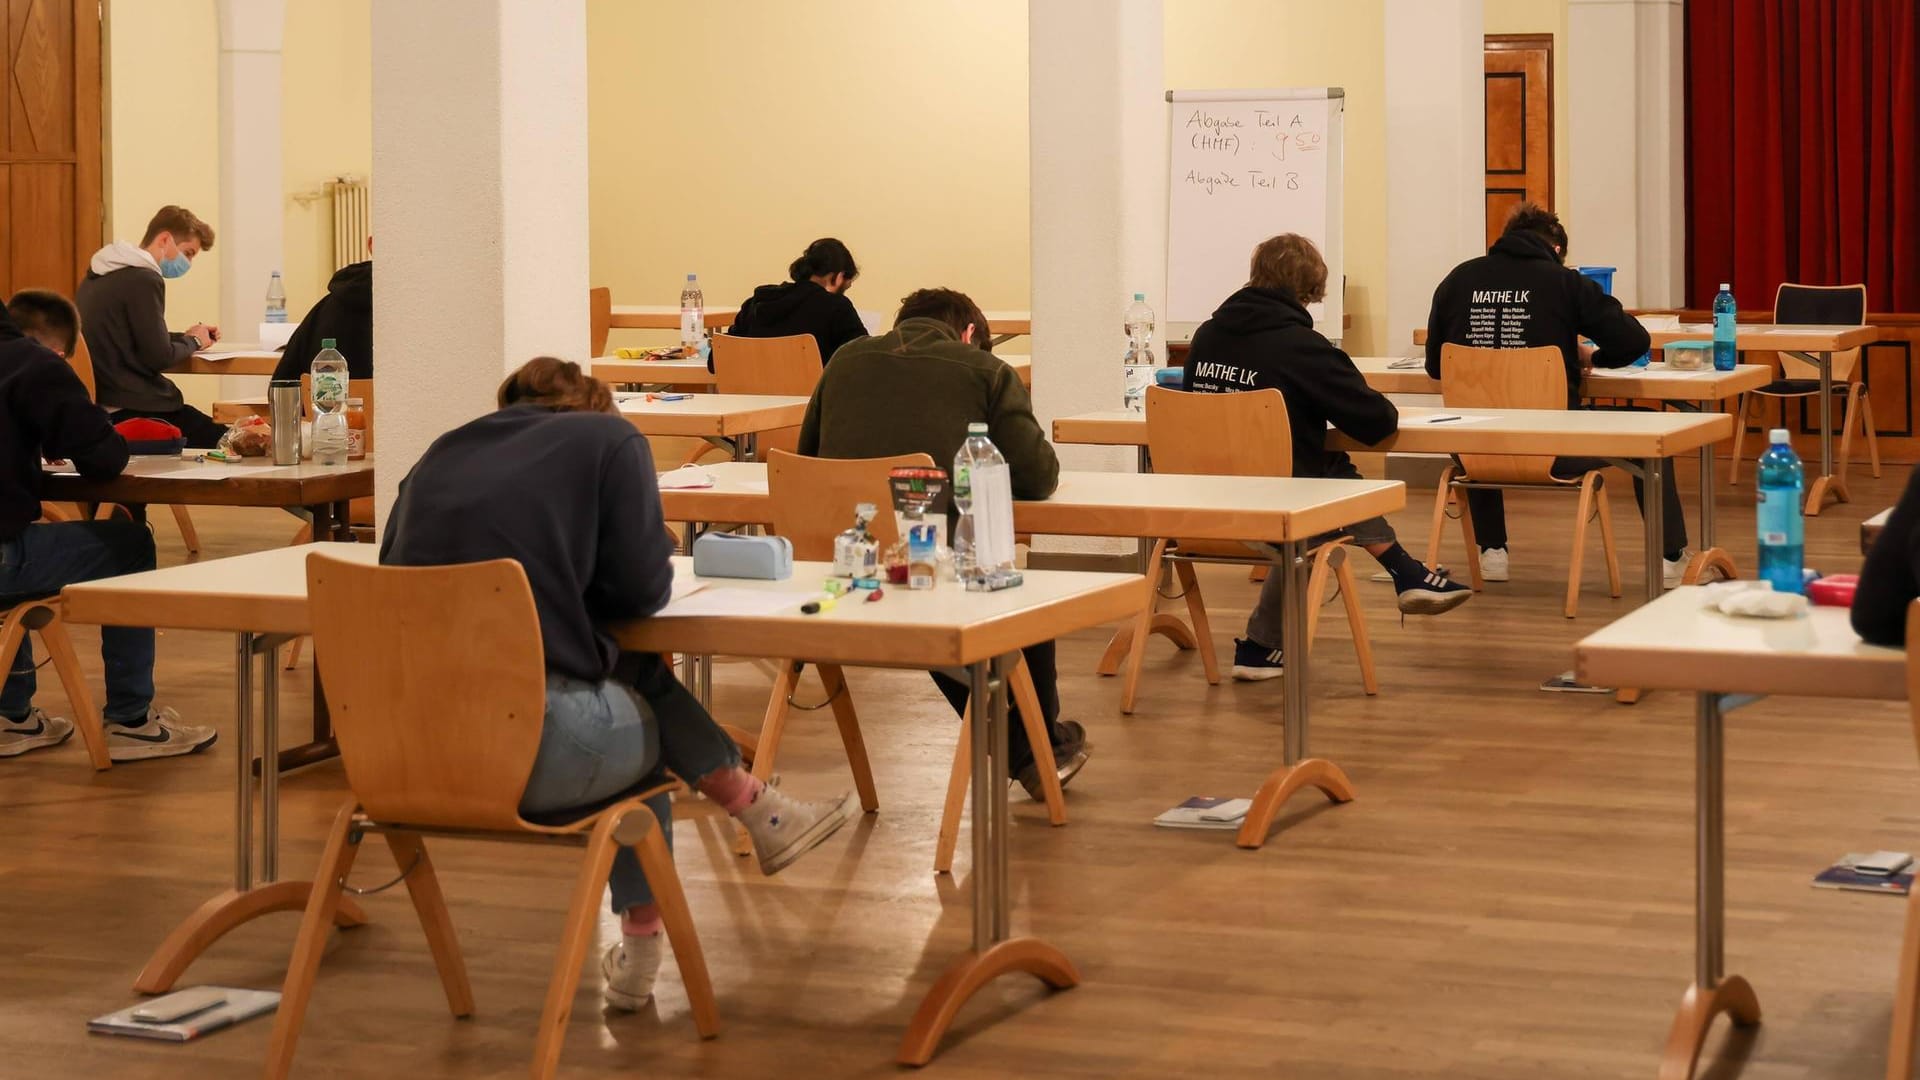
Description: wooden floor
xmin=3 ymin=462 xmax=1912 ymax=1079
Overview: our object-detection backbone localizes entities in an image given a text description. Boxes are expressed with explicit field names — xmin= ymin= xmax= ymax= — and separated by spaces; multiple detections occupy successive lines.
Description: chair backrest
xmin=306 ymin=553 xmax=548 ymax=831
xmin=589 ymin=286 xmax=612 ymax=357
xmin=766 ymin=448 xmax=933 ymax=560
xmin=300 ymin=375 xmax=377 ymax=452
xmin=711 ymin=334 xmax=823 ymax=396
xmin=66 ymin=334 xmax=97 ymax=400
xmin=1439 ymin=343 xmax=1567 ymax=485
xmin=1775 ymin=283 xmax=1867 ymax=381
xmin=1144 ymin=386 xmax=1292 ymax=477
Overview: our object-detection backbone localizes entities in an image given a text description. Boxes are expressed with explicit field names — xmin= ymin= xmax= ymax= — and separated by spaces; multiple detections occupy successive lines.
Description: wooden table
xmin=1352 ymin=357 xmax=1770 ymax=401
xmin=1574 ymin=589 xmax=1904 ymax=1080
xmin=983 ymin=310 xmax=1030 ymax=347
xmin=1864 ymin=507 xmax=1892 ymax=554
xmin=595 ymin=353 xmax=1032 ymax=389
xmin=42 ymin=455 xmax=371 ymax=545
xmin=1054 ymin=406 xmax=1734 ymax=604
xmin=1647 ymin=324 xmax=1884 ymax=515
xmin=167 ymin=343 xmax=283 ymax=377
xmin=609 ymin=304 xmax=738 ymax=331
xmin=656 ymin=462 xmax=1407 ymax=850
xmin=60 ymin=541 xmax=378 ymax=998
xmin=616 ymin=393 xmax=808 ymax=461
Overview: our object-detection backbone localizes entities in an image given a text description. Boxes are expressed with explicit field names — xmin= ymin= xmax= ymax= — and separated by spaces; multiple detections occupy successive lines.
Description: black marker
xmin=1428 ymin=415 xmax=1465 ymax=424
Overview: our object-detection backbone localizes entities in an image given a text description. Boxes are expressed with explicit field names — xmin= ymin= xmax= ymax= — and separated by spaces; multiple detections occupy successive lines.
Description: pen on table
xmin=1427 ymin=415 xmax=1464 ymax=424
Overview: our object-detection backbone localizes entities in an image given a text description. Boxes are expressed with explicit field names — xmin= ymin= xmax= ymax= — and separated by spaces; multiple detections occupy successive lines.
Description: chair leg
xmin=1304 ymin=545 xmax=1335 ymax=642
xmin=168 ymin=505 xmax=200 ymax=555
xmin=934 ymin=713 xmax=970 ymax=874
xmin=1333 ymin=554 xmax=1379 ymax=696
xmin=736 ymin=661 xmax=799 ymax=856
xmin=629 ymin=809 xmax=721 ymax=1039
xmin=1839 ymin=384 xmax=1861 ymax=484
xmin=1119 ymin=540 xmax=1168 ymax=715
xmin=1595 ymin=479 xmax=1623 ymax=599
xmin=816 ymin=663 xmax=878 ymax=813
xmin=1566 ymin=474 xmax=1598 ymax=619
xmin=1456 ymin=488 xmax=1485 ymax=591
xmin=1863 ymin=387 xmax=1882 ymax=478
xmin=1425 ymin=467 xmax=1456 ymax=569
xmin=1887 ymin=885 xmax=1920 ymax=1080
xmin=1727 ymin=394 xmax=1750 ymax=485
xmin=530 ymin=812 xmax=623 ymax=1080
xmin=1172 ymin=560 xmax=1218 ymax=686
xmin=1009 ymin=658 xmax=1066 ymax=826
xmin=33 ymin=613 xmax=111 ymax=770
xmin=382 ymin=832 xmax=474 ymax=1018
xmin=264 ymin=800 xmax=363 ymax=1080
xmin=283 ymin=639 xmax=305 ymax=671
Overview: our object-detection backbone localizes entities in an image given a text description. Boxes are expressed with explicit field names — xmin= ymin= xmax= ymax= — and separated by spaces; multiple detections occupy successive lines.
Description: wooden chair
xmin=710 ymin=334 xmax=822 ymax=462
xmin=761 ymin=450 xmax=1067 ymax=874
xmin=0 ymin=599 xmax=111 ymax=770
xmin=1105 ymin=386 xmax=1377 ymax=714
xmin=267 ymin=555 xmax=718 ymax=1080
xmin=66 ymin=336 xmax=200 ymax=553
xmin=1888 ymin=601 xmax=1920 ymax=1079
xmin=589 ymin=286 xmax=612 ymax=357
xmin=1425 ymin=344 xmax=1622 ymax=618
xmin=1728 ymin=283 xmax=1877 ymax=485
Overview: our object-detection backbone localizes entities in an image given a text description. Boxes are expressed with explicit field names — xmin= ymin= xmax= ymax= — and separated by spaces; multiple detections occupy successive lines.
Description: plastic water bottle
xmin=953 ymin=422 xmax=1014 ymax=588
xmin=265 ymin=271 xmax=287 ymax=324
xmin=1712 ymin=283 xmax=1738 ymax=372
xmin=310 ymin=338 xmax=349 ymax=466
xmin=1756 ymin=429 xmax=1805 ymax=594
xmin=680 ymin=274 xmax=705 ymax=352
xmin=1122 ymin=293 xmax=1156 ymax=412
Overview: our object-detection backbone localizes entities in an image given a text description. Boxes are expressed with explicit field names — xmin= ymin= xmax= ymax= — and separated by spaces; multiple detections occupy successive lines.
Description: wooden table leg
xmin=134 ymin=883 xmax=366 ymax=994
xmin=1659 ymin=976 xmax=1761 ymax=1080
xmin=897 ymin=939 xmax=1081 ymax=1066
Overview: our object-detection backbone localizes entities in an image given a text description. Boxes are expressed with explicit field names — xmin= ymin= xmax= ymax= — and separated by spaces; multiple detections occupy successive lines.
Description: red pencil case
xmin=1806 ymin=574 xmax=1857 ymax=607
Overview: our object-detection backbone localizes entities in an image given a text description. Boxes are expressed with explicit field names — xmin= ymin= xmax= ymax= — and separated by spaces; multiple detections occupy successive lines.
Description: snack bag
xmin=219 ymin=415 xmax=274 ymax=458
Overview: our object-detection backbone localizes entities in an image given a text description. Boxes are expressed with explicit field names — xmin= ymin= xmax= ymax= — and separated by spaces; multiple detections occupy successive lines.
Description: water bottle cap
xmin=1133 ymin=292 xmax=1145 ymax=302
xmin=1720 ymin=283 xmax=1731 ymax=291
xmin=967 ymin=422 xmax=989 ymax=434
xmin=1768 ymin=428 xmax=1790 ymax=444
xmin=686 ymin=273 xmax=697 ymax=281
xmin=321 ymin=338 xmax=336 ymax=349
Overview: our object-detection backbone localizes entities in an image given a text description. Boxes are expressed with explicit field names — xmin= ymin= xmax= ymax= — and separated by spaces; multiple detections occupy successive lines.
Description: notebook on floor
xmin=1154 ymin=795 xmax=1251 ymax=830
xmin=89 ymin=987 xmax=280 ymax=1042
xmin=1813 ymin=854 xmax=1914 ymax=896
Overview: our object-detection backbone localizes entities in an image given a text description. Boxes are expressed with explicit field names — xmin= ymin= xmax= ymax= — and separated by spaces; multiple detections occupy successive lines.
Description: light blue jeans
xmin=519 ymin=655 xmax=740 ymax=912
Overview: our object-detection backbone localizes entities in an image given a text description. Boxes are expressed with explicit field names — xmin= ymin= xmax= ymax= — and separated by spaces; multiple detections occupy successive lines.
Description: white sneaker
xmin=1478 ymin=547 xmax=1511 ymax=582
xmin=736 ymin=786 xmax=856 ymax=875
xmin=1664 ymin=551 xmax=1693 ymax=589
xmin=0 ymin=708 xmax=73 ymax=757
xmin=601 ymin=934 xmax=662 ymax=1011
xmin=106 ymin=706 xmax=217 ymax=762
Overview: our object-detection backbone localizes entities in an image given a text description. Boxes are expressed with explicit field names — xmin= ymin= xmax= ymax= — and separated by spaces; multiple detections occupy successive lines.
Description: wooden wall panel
xmin=10 ymin=160 xmax=71 ymax=289
xmin=0 ymin=0 xmax=96 ymax=298
xmin=9 ymin=0 xmax=77 ymax=156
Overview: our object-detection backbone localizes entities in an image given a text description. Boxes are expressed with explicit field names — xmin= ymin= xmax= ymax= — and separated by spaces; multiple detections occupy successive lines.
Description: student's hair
xmin=497 ymin=356 xmax=615 ymax=414
xmin=1501 ymin=202 xmax=1568 ymax=261
xmin=896 ymin=287 xmax=993 ymax=352
xmin=8 ymin=289 xmax=80 ymax=356
xmin=141 ymin=205 xmax=216 ymax=250
xmin=1248 ymin=233 xmax=1328 ymax=304
xmin=789 ymin=237 xmax=859 ymax=284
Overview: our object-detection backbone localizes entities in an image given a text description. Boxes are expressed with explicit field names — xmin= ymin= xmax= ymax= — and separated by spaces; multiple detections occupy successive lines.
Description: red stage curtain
xmin=1685 ymin=0 xmax=1920 ymax=310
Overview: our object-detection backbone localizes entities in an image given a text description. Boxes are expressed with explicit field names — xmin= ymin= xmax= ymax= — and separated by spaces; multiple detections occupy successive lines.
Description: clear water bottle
xmin=1756 ymin=429 xmax=1805 ymax=594
xmin=310 ymin=337 xmax=350 ymax=466
xmin=680 ymin=273 xmax=705 ymax=352
xmin=1712 ymin=283 xmax=1737 ymax=372
xmin=1122 ymin=292 xmax=1156 ymax=412
xmin=953 ymin=422 xmax=1013 ymax=587
xmin=265 ymin=270 xmax=287 ymax=324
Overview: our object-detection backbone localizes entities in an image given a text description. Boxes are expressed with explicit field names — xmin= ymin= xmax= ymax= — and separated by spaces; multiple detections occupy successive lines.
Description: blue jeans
xmin=519 ymin=653 xmax=741 ymax=913
xmin=0 ymin=520 xmax=157 ymax=724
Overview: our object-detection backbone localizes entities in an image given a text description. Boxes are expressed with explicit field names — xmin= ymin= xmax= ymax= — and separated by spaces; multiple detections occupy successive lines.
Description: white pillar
xmin=371 ymin=0 xmax=590 ymax=523
xmin=1567 ymin=0 xmax=1684 ymax=308
xmin=1029 ymin=0 xmax=1165 ymax=556
xmin=215 ymin=0 xmax=284 ymax=360
xmin=1384 ymin=0 xmax=1483 ymax=343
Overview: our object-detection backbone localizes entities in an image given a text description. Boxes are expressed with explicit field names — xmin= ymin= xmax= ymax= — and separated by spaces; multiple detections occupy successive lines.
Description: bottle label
xmin=312 ymin=372 xmax=346 ymax=411
xmin=1757 ymin=488 xmax=1803 ymax=546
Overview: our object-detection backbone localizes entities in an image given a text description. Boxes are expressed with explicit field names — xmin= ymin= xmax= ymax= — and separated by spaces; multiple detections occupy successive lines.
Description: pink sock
xmin=621 ymin=903 xmax=663 ymax=938
xmin=696 ymin=767 xmax=764 ymax=814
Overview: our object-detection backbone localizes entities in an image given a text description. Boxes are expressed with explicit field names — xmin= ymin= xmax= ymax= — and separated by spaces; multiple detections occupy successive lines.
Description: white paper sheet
xmin=1403 ymin=413 xmax=1495 ymax=427
xmin=42 ymin=461 xmax=78 ymax=475
xmin=1587 ymin=366 xmax=1710 ymax=380
xmin=669 ymin=578 xmax=709 ymax=604
xmin=657 ymin=587 xmax=802 ymax=618
xmin=657 ymin=466 xmax=715 ymax=490
xmin=191 ymin=349 xmax=268 ymax=362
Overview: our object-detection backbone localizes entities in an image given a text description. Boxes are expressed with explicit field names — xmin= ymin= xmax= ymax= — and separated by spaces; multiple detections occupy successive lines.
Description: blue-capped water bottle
xmin=1755 ymin=429 xmax=1804 ymax=594
xmin=1712 ymin=283 xmax=1737 ymax=372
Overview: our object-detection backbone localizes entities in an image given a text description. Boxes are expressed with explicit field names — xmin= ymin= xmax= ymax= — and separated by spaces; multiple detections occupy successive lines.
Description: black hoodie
xmin=275 ymin=261 xmax=373 ymax=382
xmin=722 ymin=279 xmax=867 ymax=371
xmin=0 ymin=309 xmax=128 ymax=540
xmin=1181 ymin=285 xmax=1398 ymax=478
xmin=1424 ymin=231 xmax=1651 ymax=406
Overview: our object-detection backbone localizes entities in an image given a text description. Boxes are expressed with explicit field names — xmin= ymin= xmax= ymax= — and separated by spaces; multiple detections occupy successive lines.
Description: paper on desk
xmin=669 ymin=578 xmax=709 ymax=603
xmin=1388 ymin=357 xmax=1426 ymax=369
xmin=738 ymin=480 xmax=769 ymax=494
xmin=42 ymin=461 xmax=78 ymax=475
xmin=136 ymin=462 xmax=302 ymax=480
xmin=1403 ymin=413 xmax=1495 ymax=426
xmin=1587 ymin=366 xmax=1709 ymax=380
xmin=657 ymin=587 xmax=801 ymax=618
xmin=657 ymin=466 xmax=715 ymax=490
xmin=192 ymin=349 xmax=267 ymax=361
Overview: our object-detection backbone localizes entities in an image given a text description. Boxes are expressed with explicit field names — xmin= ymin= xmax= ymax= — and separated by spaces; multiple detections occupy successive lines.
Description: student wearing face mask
xmin=76 ymin=205 xmax=224 ymax=447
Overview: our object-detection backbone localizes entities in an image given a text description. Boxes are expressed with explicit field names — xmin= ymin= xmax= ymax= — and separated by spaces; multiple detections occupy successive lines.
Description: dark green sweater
xmin=796 ymin=317 xmax=1058 ymax=499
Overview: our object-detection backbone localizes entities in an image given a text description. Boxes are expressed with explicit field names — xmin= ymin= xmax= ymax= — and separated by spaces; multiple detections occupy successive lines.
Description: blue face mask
xmin=158 ymin=254 xmax=191 ymax=279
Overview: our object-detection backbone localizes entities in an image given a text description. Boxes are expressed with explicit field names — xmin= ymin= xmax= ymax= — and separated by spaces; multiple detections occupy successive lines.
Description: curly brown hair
xmin=497 ymin=356 xmax=614 ymax=414
xmin=1248 ymin=234 xmax=1328 ymax=304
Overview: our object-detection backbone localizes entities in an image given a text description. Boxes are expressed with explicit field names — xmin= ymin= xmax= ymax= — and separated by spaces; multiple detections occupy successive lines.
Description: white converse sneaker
xmin=106 ymin=706 xmax=217 ymax=762
xmin=0 ymin=708 xmax=73 ymax=757
xmin=1664 ymin=551 xmax=1693 ymax=589
xmin=601 ymin=934 xmax=662 ymax=1011
xmin=1478 ymin=547 xmax=1511 ymax=582
xmin=736 ymin=786 xmax=856 ymax=875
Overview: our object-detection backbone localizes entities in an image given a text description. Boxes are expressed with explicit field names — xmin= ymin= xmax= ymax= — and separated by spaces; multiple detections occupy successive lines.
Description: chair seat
xmin=1752 ymin=378 xmax=1845 ymax=397
xmin=516 ymin=775 xmax=681 ymax=832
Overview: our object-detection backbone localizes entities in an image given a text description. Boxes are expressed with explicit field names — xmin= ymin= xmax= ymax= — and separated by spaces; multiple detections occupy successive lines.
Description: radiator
xmin=329 ymin=177 xmax=370 ymax=270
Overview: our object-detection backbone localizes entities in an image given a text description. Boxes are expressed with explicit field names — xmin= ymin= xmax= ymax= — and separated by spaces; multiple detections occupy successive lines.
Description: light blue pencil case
xmin=691 ymin=532 xmax=793 ymax=580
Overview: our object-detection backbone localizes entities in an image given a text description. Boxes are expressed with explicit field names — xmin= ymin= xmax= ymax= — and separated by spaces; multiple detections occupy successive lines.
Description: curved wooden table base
xmin=1805 ymin=474 xmax=1849 ymax=517
xmin=1659 ymin=976 xmax=1761 ymax=1080
xmin=1235 ymin=758 xmax=1355 ymax=850
xmin=134 ymin=882 xmax=368 ymax=994
xmin=1683 ymin=547 xmax=1740 ymax=586
xmin=896 ymin=938 xmax=1080 ymax=1066
xmin=1094 ymin=615 xmax=1197 ymax=676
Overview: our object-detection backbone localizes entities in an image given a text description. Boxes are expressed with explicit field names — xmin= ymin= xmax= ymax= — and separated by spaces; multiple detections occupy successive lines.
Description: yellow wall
xmin=281 ymin=0 xmax=372 ymax=312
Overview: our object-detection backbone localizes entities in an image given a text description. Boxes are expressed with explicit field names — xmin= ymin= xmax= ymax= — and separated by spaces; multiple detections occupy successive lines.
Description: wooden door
xmin=1484 ymin=34 xmax=1553 ymax=250
xmin=0 ymin=0 xmax=101 ymax=297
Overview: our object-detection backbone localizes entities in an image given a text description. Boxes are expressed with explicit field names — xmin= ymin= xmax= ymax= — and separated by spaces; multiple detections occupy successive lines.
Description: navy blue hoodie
xmin=723 ymin=279 xmax=867 ymax=371
xmin=0 ymin=310 xmax=128 ymax=540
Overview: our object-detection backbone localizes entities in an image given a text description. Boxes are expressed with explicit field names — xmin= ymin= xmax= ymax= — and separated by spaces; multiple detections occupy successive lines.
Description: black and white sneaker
xmin=1396 ymin=568 xmax=1473 ymax=615
xmin=106 ymin=706 xmax=218 ymax=762
xmin=0 ymin=708 xmax=74 ymax=757
xmin=1232 ymin=638 xmax=1285 ymax=681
